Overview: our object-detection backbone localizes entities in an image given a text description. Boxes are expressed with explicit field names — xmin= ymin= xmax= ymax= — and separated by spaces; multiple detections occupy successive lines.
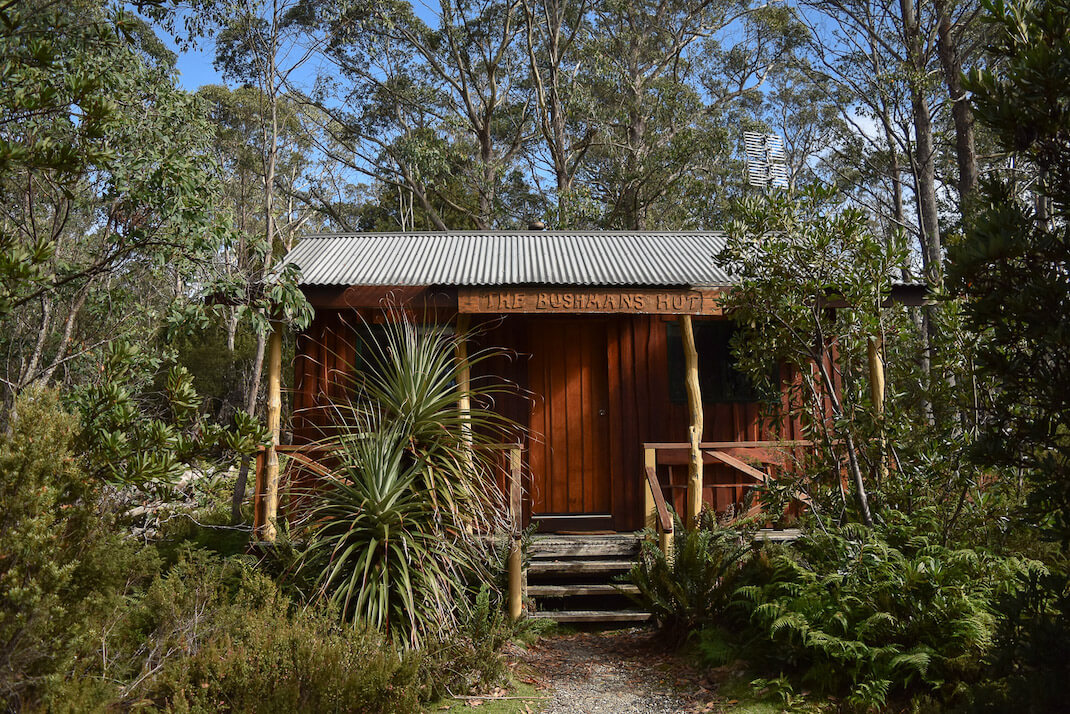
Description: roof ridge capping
xmin=296 ymin=230 xmax=728 ymax=238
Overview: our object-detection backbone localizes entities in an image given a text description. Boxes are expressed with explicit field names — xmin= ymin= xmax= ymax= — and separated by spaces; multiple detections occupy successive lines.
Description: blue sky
xmin=172 ymin=42 xmax=224 ymax=90
xmin=162 ymin=0 xmax=443 ymax=92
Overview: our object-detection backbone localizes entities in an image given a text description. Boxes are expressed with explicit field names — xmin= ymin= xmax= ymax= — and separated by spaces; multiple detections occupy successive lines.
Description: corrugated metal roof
xmin=283 ymin=232 xmax=733 ymax=287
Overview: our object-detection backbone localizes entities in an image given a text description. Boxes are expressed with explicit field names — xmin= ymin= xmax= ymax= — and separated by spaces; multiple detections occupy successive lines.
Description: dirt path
xmin=517 ymin=628 xmax=722 ymax=714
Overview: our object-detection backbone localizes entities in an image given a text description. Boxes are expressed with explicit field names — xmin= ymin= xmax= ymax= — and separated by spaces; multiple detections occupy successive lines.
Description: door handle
xmin=599 ymin=409 xmax=607 ymax=417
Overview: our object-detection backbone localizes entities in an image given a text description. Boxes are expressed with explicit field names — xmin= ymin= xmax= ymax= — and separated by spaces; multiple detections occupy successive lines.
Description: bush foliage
xmin=629 ymin=512 xmax=1039 ymax=710
xmin=91 ymin=551 xmax=423 ymax=714
xmin=0 ymin=389 xmax=156 ymax=710
xmin=0 ymin=391 xmax=521 ymax=712
xmin=735 ymin=519 xmax=1034 ymax=709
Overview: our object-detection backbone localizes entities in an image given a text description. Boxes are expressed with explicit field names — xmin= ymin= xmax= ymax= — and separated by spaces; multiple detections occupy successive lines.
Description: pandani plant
xmin=295 ymin=315 xmax=521 ymax=649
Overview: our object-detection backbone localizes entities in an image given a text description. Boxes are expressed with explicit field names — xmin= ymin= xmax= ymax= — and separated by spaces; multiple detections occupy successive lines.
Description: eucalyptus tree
xmin=0 ymin=0 xmax=123 ymax=319
xmin=180 ymin=0 xmax=342 ymax=519
xmin=934 ymin=0 xmax=984 ymax=209
xmin=793 ymin=0 xmax=924 ymax=263
xmin=303 ymin=0 xmax=537 ymax=230
xmin=788 ymin=0 xmax=992 ymax=431
xmin=896 ymin=0 xmax=944 ymax=284
xmin=750 ymin=65 xmax=848 ymax=191
xmin=519 ymin=0 xmax=601 ymax=225
xmin=211 ymin=0 xmax=315 ymax=412
xmin=797 ymin=0 xmax=987 ymax=277
xmin=578 ymin=0 xmax=807 ymax=230
xmin=196 ymin=85 xmax=331 ymax=347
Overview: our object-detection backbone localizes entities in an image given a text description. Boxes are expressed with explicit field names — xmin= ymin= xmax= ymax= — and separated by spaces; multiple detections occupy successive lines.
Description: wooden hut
xmin=252 ymin=230 xmax=922 ymax=621
xmin=255 ymin=229 xmax=820 ymax=537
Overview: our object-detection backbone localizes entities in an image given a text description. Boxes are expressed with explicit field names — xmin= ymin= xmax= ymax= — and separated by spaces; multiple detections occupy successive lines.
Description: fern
xmin=890 ymin=649 xmax=932 ymax=678
xmin=730 ymin=517 xmax=1037 ymax=708
xmin=627 ymin=514 xmax=755 ymax=643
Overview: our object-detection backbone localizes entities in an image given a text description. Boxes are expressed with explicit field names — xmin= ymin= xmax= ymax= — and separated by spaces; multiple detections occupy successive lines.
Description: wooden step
xmin=528 ymin=583 xmax=639 ymax=597
xmin=528 ymin=559 xmax=635 ymax=575
xmin=531 ymin=609 xmax=652 ymax=623
xmin=529 ymin=535 xmax=641 ymax=558
xmin=754 ymin=528 xmax=803 ymax=542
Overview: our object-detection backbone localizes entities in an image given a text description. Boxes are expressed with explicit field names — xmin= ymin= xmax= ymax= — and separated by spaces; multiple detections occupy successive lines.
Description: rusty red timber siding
xmin=289 ymin=299 xmax=805 ymax=532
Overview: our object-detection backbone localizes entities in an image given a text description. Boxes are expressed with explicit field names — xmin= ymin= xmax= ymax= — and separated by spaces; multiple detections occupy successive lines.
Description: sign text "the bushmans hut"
xmin=457 ymin=288 xmax=721 ymax=315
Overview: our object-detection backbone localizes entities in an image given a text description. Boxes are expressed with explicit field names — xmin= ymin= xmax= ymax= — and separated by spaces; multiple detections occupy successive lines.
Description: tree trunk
xmin=899 ymin=0 xmax=943 ymax=288
xmin=899 ymin=0 xmax=946 ymax=427
xmin=522 ymin=0 xmax=585 ymax=224
xmin=233 ymin=19 xmax=282 ymax=526
xmin=935 ymin=0 xmax=978 ymax=208
xmin=815 ymin=334 xmax=873 ymax=526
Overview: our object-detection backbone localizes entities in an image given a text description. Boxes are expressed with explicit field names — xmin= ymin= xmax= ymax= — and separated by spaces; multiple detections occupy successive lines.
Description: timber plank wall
xmin=292 ymin=310 xmax=805 ymax=531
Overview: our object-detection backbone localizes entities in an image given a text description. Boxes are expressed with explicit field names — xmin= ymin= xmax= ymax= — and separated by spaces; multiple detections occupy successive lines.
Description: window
xmin=351 ymin=323 xmax=390 ymax=375
xmin=350 ymin=322 xmax=457 ymax=389
xmin=667 ymin=320 xmax=766 ymax=403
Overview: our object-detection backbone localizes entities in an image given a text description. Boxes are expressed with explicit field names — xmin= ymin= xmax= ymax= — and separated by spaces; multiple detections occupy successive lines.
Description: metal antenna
xmin=743 ymin=132 xmax=788 ymax=189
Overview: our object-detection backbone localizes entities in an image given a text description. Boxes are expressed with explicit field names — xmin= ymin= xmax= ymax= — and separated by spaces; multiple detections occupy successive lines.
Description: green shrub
xmin=0 ymin=389 xmax=158 ymax=711
xmin=967 ymin=566 xmax=1070 ymax=713
xmin=734 ymin=517 xmax=1036 ymax=709
xmin=694 ymin=626 xmax=740 ymax=668
xmin=628 ymin=512 xmax=755 ymax=643
xmin=68 ymin=549 xmax=424 ymax=713
xmin=1 ymin=388 xmax=519 ymax=712
xmin=35 ymin=545 xmax=516 ymax=713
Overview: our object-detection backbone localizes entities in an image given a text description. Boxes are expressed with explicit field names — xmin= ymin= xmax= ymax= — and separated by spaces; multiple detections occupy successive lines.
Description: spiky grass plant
xmin=297 ymin=316 xmax=519 ymax=649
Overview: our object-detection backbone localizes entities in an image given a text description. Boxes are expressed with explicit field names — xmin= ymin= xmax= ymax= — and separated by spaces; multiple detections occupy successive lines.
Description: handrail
xmin=272 ymin=443 xmax=339 ymax=453
xmin=256 ymin=441 xmax=523 ymax=493
xmin=704 ymin=449 xmax=812 ymax=506
xmin=283 ymin=451 xmax=342 ymax=481
xmin=644 ymin=465 xmax=674 ymax=534
xmin=642 ymin=440 xmax=814 ymax=450
xmin=641 ymin=440 xmax=816 ymax=525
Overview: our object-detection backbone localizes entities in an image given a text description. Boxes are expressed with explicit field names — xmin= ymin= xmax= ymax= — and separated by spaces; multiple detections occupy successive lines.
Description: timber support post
xmin=260 ymin=320 xmax=284 ymax=542
xmin=868 ymin=336 xmax=888 ymax=482
xmin=643 ymin=446 xmax=674 ymax=558
xmin=455 ymin=315 xmax=473 ymax=455
xmin=507 ymin=444 xmax=523 ymax=621
xmin=660 ymin=515 xmax=673 ymax=556
xmin=679 ymin=315 xmax=704 ymax=529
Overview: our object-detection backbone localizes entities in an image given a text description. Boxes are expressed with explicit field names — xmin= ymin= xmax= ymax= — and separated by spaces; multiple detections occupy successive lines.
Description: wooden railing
xmin=643 ymin=464 xmax=674 ymax=556
xmin=253 ymin=444 xmax=342 ymax=532
xmin=642 ymin=440 xmax=814 ymax=528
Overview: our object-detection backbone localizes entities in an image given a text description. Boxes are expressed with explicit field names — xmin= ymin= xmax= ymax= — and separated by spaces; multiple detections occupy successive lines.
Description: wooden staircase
xmin=527 ymin=534 xmax=651 ymax=624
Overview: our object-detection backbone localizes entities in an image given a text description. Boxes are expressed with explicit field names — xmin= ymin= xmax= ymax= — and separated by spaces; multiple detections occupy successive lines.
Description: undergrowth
xmin=1 ymin=391 xmax=527 ymax=712
xmin=629 ymin=510 xmax=1040 ymax=711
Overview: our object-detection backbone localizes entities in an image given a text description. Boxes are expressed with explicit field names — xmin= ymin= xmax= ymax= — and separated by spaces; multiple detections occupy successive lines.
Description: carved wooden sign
xmin=458 ymin=287 xmax=722 ymax=315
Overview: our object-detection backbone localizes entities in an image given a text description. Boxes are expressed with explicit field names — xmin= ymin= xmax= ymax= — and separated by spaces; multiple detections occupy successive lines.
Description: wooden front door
xmin=528 ymin=319 xmax=613 ymax=530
